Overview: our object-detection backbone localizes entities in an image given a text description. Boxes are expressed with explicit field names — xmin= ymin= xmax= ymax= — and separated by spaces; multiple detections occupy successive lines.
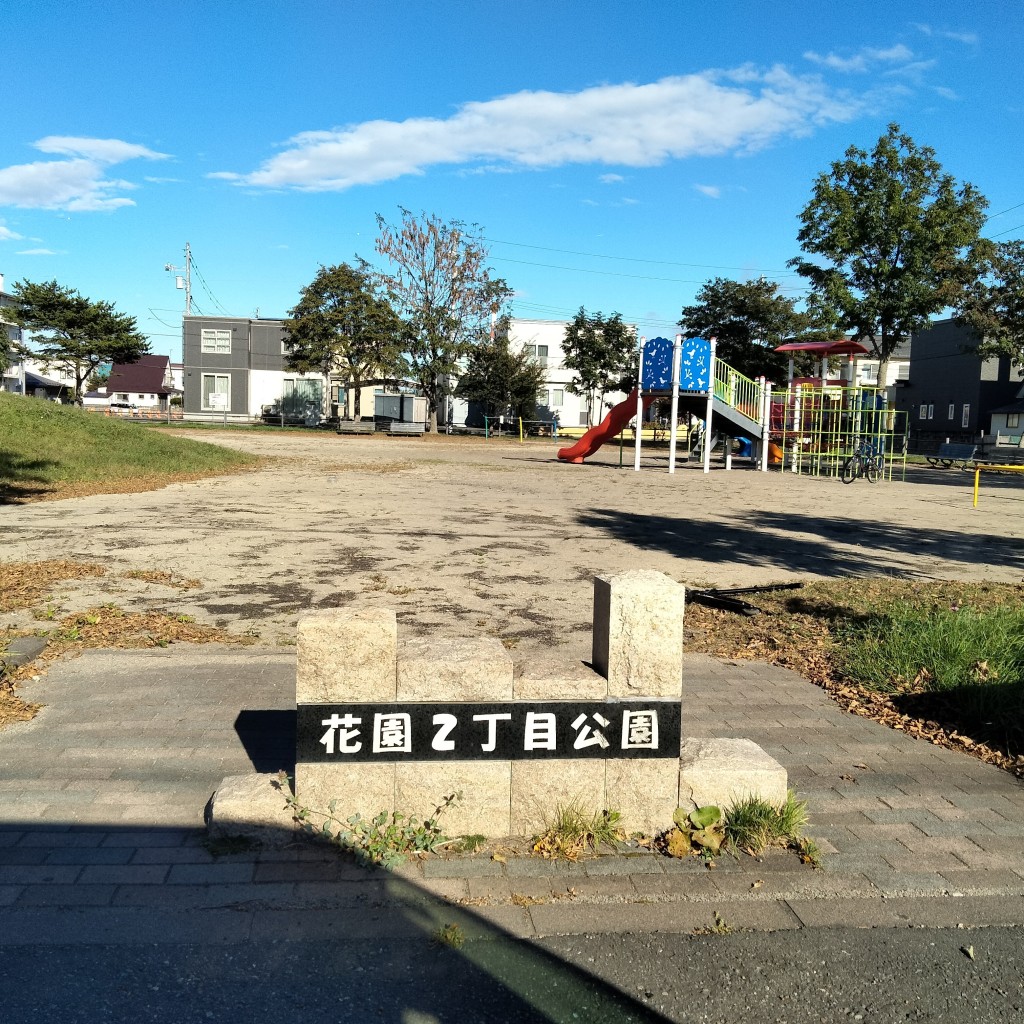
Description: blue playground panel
xmin=640 ymin=337 xmax=711 ymax=393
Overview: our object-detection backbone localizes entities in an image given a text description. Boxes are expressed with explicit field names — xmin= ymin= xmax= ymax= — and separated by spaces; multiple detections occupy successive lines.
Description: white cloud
xmin=0 ymin=225 xmax=23 ymax=241
xmin=33 ymin=137 xmax=168 ymax=163
xmin=913 ymin=24 xmax=978 ymax=44
xmin=214 ymin=67 xmax=864 ymax=192
xmin=933 ymin=86 xmax=959 ymax=101
xmin=804 ymin=44 xmax=914 ymax=73
xmin=16 ymin=248 xmax=59 ymax=256
xmin=694 ymin=184 xmax=722 ymax=198
xmin=599 ymin=173 xmax=625 ymax=184
xmin=0 ymin=137 xmax=169 ymax=212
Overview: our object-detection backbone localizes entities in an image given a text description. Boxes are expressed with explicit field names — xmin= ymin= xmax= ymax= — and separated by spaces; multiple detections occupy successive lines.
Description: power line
xmin=189 ymin=257 xmax=232 ymax=316
xmin=985 ymin=201 xmax=1024 ymax=223
xmin=485 ymin=236 xmax=801 ymax=275
xmin=491 ymin=254 xmax=810 ymax=292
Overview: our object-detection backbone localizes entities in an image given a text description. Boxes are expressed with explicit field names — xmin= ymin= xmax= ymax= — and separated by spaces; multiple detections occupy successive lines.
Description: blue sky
xmin=2 ymin=0 xmax=1022 ymax=361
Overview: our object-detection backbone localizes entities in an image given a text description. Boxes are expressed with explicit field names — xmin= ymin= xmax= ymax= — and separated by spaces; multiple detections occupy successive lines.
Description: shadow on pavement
xmin=0 ymin=819 xmax=672 ymax=1024
xmin=576 ymin=505 xmax=1024 ymax=578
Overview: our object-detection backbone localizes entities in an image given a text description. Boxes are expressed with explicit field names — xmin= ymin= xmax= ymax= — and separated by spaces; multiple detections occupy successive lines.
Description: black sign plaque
xmin=296 ymin=701 xmax=681 ymax=764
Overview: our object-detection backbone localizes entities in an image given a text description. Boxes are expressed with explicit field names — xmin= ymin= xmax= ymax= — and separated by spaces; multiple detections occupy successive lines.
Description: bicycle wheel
xmin=865 ymin=458 xmax=880 ymax=483
xmin=840 ymin=456 xmax=859 ymax=484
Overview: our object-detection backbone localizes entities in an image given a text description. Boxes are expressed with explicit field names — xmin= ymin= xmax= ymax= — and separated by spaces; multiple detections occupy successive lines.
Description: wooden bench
xmin=336 ymin=420 xmax=376 ymax=435
xmin=926 ymin=443 xmax=977 ymax=469
xmin=387 ymin=422 xmax=424 ymax=437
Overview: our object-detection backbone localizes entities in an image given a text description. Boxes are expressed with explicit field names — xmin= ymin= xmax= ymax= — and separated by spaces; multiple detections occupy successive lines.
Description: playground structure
xmin=555 ymin=335 xmax=909 ymax=480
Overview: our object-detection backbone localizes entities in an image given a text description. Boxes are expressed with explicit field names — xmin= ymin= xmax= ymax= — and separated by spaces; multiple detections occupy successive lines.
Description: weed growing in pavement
xmin=448 ymin=834 xmax=487 ymax=854
xmin=274 ymin=772 xmax=461 ymax=870
xmin=660 ymin=793 xmax=820 ymax=867
xmin=531 ymin=799 xmax=625 ymax=860
xmin=431 ymin=922 xmax=465 ymax=949
xmin=692 ymin=912 xmax=733 ymax=936
xmin=201 ymin=835 xmax=261 ymax=857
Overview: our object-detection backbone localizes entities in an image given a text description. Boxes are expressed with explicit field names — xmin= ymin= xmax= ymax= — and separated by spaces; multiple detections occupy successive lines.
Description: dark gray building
xmin=182 ymin=315 xmax=323 ymax=419
xmin=894 ymin=318 xmax=1024 ymax=449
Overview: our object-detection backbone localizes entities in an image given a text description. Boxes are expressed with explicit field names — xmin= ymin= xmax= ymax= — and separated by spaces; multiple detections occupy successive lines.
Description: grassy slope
xmin=0 ymin=394 xmax=260 ymax=501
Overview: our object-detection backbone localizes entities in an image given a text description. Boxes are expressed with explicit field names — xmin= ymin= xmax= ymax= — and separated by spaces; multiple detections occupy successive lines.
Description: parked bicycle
xmin=841 ymin=438 xmax=883 ymax=484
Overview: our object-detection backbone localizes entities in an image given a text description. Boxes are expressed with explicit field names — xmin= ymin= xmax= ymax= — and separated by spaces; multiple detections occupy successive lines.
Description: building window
xmin=201 ymin=329 xmax=232 ymax=354
xmin=201 ymin=374 xmax=230 ymax=411
xmin=962 ymin=404 xmax=970 ymax=429
xmin=524 ymin=344 xmax=549 ymax=368
xmin=948 ymin=403 xmax=955 ymax=420
xmin=860 ymin=362 xmax=878 ymax=383
xmin=115 ymin=392 xmax=128 ymax=402
xmin=550 ymin=388 xmax=564 ymax=407
xmin=928 ymin=404 xmax=935 ymax=420
xmin=920 ymin=403 xmax=934 ymax=421
xmin=1008 ymin=413 xmax=1020 ymax=429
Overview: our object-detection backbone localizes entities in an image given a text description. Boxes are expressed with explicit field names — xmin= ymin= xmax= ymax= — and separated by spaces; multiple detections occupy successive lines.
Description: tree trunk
xmin=353 ymin=379 xmax=362 ymax=421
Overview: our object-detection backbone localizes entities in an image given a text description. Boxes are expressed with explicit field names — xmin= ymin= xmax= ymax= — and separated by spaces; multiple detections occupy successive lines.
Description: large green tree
xmin=11 ymin=279 xmax=149 ymax=404
xmin=283 ymin=263 xmax=404 ymax=420
xmin=454 ymin=318 xmax=547 ymax=423
xmin=789 ymin=123 xmax=991 ymax=386
xmin=956 ymin=240 xmax=1024 ymax=366
xmin=373 ymin=209 xmax=512 ymax=431
xmin=679 ymin=277 xmax=814 ymax=381
xmin=561 ymin=308 xmax=636 ymax=426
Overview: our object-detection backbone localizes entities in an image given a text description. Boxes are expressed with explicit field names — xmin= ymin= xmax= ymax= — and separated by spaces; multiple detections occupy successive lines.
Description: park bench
xmin=336 ymin=420 xmax=376 ymax=435
xmin=925 ymin=443 xmax=978 ymax=470
xmin=387 ymin=422 xmax=425 ymax=437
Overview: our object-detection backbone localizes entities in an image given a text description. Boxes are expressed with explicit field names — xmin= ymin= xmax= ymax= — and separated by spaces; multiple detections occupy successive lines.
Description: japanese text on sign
xmin=297 ymin=701 xmax=680 ymax=763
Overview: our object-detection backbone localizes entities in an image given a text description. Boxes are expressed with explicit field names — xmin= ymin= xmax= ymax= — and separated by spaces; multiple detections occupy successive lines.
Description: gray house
xmin=181 ymin=314 xmax=426 ymax=424
xmin=182 ymin=315 xmax=325 ymax=420
xmin=893 ymin=318 xmax=1024 ymax=449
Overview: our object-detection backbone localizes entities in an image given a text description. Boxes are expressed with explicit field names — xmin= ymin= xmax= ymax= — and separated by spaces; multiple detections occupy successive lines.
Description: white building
xmin=450 ymin=317 xmax=635 ymax=430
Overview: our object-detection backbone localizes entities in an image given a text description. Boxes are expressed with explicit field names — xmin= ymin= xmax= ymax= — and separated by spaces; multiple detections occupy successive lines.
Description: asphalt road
xmin=3 ymin=926 xmax=1021 ymax=1024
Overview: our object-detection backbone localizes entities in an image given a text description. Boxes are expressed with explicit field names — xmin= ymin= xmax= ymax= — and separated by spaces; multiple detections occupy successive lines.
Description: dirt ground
xmin=3 ymin=431 xmax=1023 ymax=665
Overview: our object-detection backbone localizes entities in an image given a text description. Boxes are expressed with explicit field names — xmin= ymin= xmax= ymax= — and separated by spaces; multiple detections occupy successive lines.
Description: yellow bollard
xmin=519 ymin=417 xmax=523 ymax=443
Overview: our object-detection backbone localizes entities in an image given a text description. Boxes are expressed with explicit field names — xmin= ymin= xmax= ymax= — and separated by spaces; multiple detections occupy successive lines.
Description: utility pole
xmin=164 ymin=242 xmax=192 ymax=316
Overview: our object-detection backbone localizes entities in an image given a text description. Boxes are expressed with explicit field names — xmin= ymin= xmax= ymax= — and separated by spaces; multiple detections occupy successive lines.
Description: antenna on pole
xmin=164 ymin=242 xmax=193 ymax=316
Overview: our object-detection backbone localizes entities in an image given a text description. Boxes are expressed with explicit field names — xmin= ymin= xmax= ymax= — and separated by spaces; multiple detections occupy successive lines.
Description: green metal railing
xmin=713 ymin=358 xmax=762 ymax=424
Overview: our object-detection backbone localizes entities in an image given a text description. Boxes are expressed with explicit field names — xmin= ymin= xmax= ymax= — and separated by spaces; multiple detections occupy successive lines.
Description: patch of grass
xmin=725 ymin=792 xmax=810 ymax=858
xmin=447 ymin=834 xmax=487 ymax=854
xmin=0 ymin=394 xmax=260 ymax=503
xmin=683 ymin=578 xmax=1024 ymax=775
xmin=531 ymin=800 xmax=625 ymax=861
xmin=692 ymin=911 xmax=733 ymax=936
xmin=836 ymin=603 xmax=1024 ymax=729
xmin=431 ymin=923 xmax=465 ymax=949
xmin=201 ymin=835 xmax=261 ymax=857
xmin=660 ymin=793 xmax=818 ymax=866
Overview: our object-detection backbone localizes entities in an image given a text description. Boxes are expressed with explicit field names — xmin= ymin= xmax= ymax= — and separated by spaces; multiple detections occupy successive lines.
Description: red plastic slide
xmin=557 ymin=389 xmax=656 ymax=463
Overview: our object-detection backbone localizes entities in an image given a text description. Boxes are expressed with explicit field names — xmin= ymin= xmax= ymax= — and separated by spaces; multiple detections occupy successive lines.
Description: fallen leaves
xmin=0 ymin=561 xmax=107 ymax=614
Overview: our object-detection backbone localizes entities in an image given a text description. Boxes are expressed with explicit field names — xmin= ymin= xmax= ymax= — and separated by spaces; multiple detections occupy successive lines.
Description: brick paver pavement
xmin=1 ymin=646 xmax=1022 ymax=943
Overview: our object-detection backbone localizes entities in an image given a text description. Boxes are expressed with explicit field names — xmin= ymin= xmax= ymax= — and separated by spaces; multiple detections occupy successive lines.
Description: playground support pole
xmin=633 ymin=336 xmax=645 ymax=472
xmin=759 ymin=377 xmax=771 ymax=472
xmin=518 ymin=417 xmax=523 ymax=443
xmin=791 ymin=385 xmax=802 ymax=474
xmin=702 ymin=338 xmax=716 ymax=474
xmin=668 ymin=334 xmax=682 ymax=474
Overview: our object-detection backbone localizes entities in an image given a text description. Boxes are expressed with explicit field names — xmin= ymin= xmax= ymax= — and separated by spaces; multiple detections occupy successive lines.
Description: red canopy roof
xmin=774 ymin=339 xmax=870 ymax=356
